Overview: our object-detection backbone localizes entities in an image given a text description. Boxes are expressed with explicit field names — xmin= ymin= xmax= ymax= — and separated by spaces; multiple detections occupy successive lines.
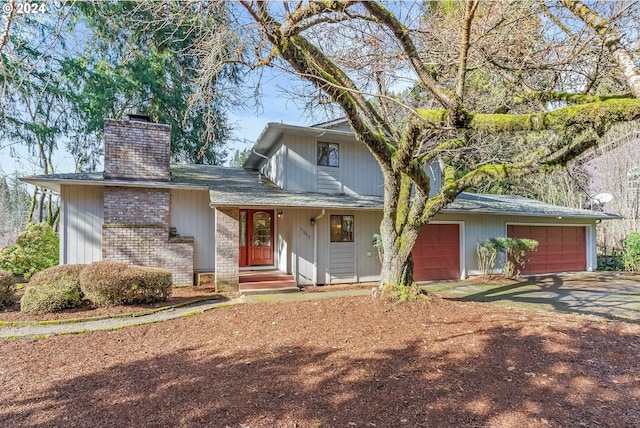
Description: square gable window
xmin=317 ymin=142 xmax=339 ymax=167
xmin=330 ymin=215 xmax=354 ymax=242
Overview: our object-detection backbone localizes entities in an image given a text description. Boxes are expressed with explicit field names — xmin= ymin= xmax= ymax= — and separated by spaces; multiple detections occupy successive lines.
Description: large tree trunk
xmin=375 ymin=180 xmax=421 ymax=299
xmin=379 ymin=251 xmax=415 ymax=289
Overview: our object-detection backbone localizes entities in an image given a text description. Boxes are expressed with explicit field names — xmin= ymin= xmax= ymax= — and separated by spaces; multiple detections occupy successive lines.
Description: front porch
xmin=239 ymin=269 xmax=298 ymax=294
xmin=215 ymin=206 xmax=292 ymax=293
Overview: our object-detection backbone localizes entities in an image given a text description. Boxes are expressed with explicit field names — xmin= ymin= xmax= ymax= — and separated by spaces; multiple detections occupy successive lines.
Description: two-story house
xmin=22 ymin=116 xmax=617 ymax=292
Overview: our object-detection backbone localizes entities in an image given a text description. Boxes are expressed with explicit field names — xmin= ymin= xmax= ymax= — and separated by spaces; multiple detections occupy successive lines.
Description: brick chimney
xmin=103 ymin=117 xmax=171 ymax=181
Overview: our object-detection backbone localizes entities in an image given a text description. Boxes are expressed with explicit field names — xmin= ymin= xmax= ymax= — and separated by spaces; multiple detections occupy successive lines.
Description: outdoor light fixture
xmin=277 ymin=211 xmax=283 ymax=218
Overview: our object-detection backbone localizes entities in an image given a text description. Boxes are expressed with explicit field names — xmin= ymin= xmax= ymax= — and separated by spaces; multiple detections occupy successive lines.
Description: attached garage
xmin=413 ymin=223 xmax=461 ymax=281
xmin=507 ymin=225 xmax=587 ymax=274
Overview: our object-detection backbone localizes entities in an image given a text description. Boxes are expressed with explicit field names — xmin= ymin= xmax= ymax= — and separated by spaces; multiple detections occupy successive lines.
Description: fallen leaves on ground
xmin=1 ymin=294 xmax=638 ymax=427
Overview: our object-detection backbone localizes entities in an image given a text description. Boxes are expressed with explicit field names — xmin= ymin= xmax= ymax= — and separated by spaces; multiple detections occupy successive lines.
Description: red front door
xmin=239 ymin=209 xmax=274 ymax=266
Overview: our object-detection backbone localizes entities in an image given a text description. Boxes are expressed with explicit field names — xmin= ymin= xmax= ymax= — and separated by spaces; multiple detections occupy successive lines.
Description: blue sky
xmin=0 ymin=68 xmax=315 ymax=177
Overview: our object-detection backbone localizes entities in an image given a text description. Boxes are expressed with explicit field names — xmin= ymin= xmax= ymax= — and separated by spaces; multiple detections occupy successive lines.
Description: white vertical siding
xmin=280 ymin=134 xmax=384 ymax=195
xmin=329 ymin=242 xmax=356 ymax=283
xmin=260 ymin=142 xmax=285 ymax=188
xmin=340 ymin=140 xmax=384 ymax=196
xmin=355 ymin=210 xmax=383 ymax=282
xmin=61 ymin=185 xmax=103 ymax=264
xmin=170 ymin=189 xmax=215 ymax=271
xmin=318 ymin=211 xmax=330 ymax=284
xmin=278 ymin=208 xmax=381 ymax=285
xmin=317 ymin=166 xmax=342 ymax=193
xmin=276 ymin=210 xmax=290 ymax=273
xmin=285 ymin=208 xmax=317 ymax=285
xmin=284 ymin=134 xmax=316 ymax=192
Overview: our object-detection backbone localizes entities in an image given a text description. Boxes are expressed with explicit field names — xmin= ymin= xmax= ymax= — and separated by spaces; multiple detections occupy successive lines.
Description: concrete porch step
xmin=239 ymin=279 xmax=299 ymax=295
xmin=239 ymin=270 xmax=295 ymax=283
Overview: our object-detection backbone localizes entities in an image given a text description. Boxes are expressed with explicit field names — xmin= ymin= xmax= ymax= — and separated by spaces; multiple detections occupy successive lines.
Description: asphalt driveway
xmin=422 ymin=272 xmax=640 ymax=322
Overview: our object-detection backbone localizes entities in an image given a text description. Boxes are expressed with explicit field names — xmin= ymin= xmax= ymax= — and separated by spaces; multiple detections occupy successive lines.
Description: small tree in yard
xmin=0 ymin=222 xmax=59 ymax=279
xmin=622 ymin=232 xmax=640 ymax=272
xmin=179 ymin=1 xmax=640 ymax=299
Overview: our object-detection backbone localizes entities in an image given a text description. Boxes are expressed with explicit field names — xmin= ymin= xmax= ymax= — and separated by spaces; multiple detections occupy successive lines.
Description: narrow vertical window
xmin=317 ymin=142 xmax=339 ymax=167
xmin=239 ymin=211 xmax=246 ymax=247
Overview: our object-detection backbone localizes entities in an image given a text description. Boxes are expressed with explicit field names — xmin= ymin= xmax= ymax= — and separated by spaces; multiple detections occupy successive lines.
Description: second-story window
xmin=317 ymin=142 xmax=339 ymax=167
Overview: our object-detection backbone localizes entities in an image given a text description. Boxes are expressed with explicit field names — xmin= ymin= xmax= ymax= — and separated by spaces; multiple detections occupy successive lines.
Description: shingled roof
xmin=22 ymin=164 xmax=619 ymax=219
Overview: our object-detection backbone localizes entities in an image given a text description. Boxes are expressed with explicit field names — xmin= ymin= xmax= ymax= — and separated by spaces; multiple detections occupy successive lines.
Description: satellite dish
xmin=594 ymin=193 xmax=613 ymax=204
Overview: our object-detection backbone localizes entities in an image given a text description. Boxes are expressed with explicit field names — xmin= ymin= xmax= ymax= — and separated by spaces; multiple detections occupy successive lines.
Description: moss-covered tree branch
xmin=418 ymin=98 xmax=640 ymax=134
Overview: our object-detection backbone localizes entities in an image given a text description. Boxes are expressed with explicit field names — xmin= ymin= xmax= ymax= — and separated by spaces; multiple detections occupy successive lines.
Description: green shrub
xmin=503 ymin=238 xmax=538 ymax=278
xmin=0 ymin=269 xmax=16 ymax=308
xmin=623 ymin=232 xmax=640 ymax=271
xmin=597 ymin=253 xmax=624 ymax=271
xmin=0 ymin=222 xmax=59 ymax=279
xmin=477 ymin=237 xmax=538 ymax=278
xmin=20 ymin=264 xmax=86 ymax=313
xmin=477 ymin=238 xmax=508 ymax=276
xmin=80 ymin=261 xmax=172 ymax=307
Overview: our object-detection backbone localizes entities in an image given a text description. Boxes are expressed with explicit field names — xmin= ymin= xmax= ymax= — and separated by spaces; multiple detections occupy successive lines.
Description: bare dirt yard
xmin=1 ymin=289 xmax=638 ymax=427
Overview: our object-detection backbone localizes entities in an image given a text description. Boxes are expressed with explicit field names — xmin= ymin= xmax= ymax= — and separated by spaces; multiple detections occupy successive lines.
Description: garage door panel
xmin=507 ymin=225 xmax=586 ymax=274
xmin=413 ymin=224 xmax=460 ymax=281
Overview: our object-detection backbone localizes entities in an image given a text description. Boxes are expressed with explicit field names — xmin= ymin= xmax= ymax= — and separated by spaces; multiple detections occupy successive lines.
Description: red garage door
xmin=413 ymin=224 xmax=460 ymax=281
xmin=507 ymin=225 xmax=586 ymax=274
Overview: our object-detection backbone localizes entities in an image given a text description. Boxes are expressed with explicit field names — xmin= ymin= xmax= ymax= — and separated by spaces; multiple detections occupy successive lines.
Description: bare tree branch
xmin=561 ymin=0 xmax=640 ymax=97
xmin=455 ymin=0 xmax=479 ymax=99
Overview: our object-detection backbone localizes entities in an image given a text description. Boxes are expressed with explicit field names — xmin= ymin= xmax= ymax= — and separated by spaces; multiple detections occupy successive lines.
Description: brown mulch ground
xmin=0 ymin=286 xmax=223 ymax=323
xmin=1 ymin=293 xmax=638 ymax=427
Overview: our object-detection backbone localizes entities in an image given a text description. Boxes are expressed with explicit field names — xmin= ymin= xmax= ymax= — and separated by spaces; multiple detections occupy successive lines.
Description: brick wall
xmin=215 ymin=207 xmax=239 ymax=292
xmin=102 ymin=224 xmax=194 ymax=286
xmin=102 ymin=224 xmax=167 ymax=266
xmin=101 ymin=119 xmax=194 ymax=286
xmin=166 ymin=238 xmax=195 ymax=286
xmin=103 ymin=188 xmax=170 ymax=225
xmin=103 ymin=119 xmax=171 ymax=181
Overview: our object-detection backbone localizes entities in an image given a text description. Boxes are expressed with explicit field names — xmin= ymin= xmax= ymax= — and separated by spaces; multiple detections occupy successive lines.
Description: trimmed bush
xmin=80 ymin=261 xmax=172 ymax=307
xmin=20 ymin=264 xmax=86 ymax=313
xmin=623 ymin=232 xmax=640 ymax=271
xmin=0 ymin=269 xmax=16 ymax=308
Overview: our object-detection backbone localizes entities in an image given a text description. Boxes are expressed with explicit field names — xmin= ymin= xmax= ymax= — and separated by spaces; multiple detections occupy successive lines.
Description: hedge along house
xmin=22 ymin=116 xmax=618 ymax=292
